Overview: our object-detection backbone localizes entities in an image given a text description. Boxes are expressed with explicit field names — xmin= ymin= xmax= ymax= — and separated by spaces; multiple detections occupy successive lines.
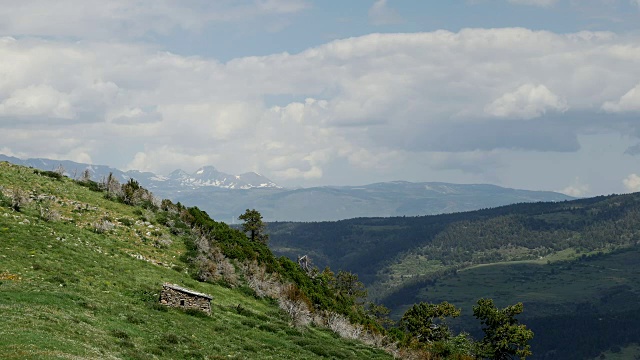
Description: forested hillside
xmin=268 ymin=194 xmax=640 ymax=358
xmin=269 ymin=194 xmax=640 ymax=284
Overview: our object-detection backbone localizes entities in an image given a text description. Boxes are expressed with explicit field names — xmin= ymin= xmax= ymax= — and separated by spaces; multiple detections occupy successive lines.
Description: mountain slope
xmin=267 ymin=193 xmax=640 ymax=358
xmin=159 ymin=181 xmax=572 ymax=222
xmin=0 ymin=154 xmax=280 ymax=191
xmin=383 ymin=247 xmax=640 ymax=359
xmin=0 ymin=155 xmax=573 ymax=222
xmin=268 ymin=193 xmax=640 ymax=285
xmin=0 ymin=162 xmax=390 ymax=359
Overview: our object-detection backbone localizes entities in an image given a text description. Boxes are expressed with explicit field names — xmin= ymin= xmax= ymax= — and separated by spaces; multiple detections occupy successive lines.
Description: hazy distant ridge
xmin=0 ymin=154 xmax=280 ymax=190
xmin=0 ymin=154 xmax=573 ymax=222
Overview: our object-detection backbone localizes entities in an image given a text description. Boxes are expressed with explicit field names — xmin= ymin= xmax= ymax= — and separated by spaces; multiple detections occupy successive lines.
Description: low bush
xmin=75 ymin=179 xmax=102 ymax=192
xmin=34 ymin=169 xmax=64 ymax=180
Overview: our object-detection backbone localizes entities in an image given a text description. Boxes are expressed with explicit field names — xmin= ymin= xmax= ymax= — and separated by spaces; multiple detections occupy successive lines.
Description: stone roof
xmin=163 ymin=283 xmax=213 ymax=300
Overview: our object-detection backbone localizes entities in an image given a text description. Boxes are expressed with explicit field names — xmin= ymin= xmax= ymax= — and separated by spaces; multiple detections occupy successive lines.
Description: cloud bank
xmin=508 ymin=0 xmax=559 ymax=7
xmin=1 ymin=27 xmax=639 ymax=188
xmin=623 ymin=174 xmax=640 ymax=192
xmin=0 ymin=0 xmax=310 ymax=40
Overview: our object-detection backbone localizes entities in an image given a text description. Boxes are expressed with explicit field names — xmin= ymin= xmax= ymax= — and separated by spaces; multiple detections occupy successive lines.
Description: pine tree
xmin=238 ymin=209 xmax=268 ymax=244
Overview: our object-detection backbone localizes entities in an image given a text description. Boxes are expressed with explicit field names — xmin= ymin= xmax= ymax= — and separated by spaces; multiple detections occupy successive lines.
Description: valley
xmin=4 ymin=157 xmax=640 ymax=358
xmin=268 ymin=194 xmax=640 ymax=359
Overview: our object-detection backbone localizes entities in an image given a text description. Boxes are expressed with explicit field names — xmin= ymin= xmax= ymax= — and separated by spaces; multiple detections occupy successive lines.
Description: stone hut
xmin=160 ymin=283 xmax=213 ymax=314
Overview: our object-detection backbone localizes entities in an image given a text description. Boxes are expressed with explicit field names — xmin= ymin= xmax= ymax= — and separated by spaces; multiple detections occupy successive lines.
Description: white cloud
xmin=429 ymin=151 xmax=504 ymax=174
xmin=508 ymin=0 xmax=559 ymax=7
xmin=368 ymin=0 xmax=404 ymax=26
xmin=67 ymin=149 xmax=93 ymax=164
xmin=623 ymin=173 xmax=640 ymax=192
xmin=602 ymin=83 xmax=640 ymax=112
xmin=632 ymin=0 xmax=640 ymax=9
xmin=257 ymin=0 xmax=310 ymax=13
xmin=126 ymin=147 xmax=214 ymax=173
xmin=0 ymin=0 xmax=310 ymax=39
xmin=1 ymin=28 xmax=640 ymax=183
xmin=484 ymin=84 xmax=568 ymax=119
xmin=560 ymin=178 xmax=589 ymax=197
xmin=0 ymin=147 xmax=25 ymax=159
xmin=108 ymin=107 xmax=161 ymax=124
xmin=0 ymin=85 xmax=74 ymax=119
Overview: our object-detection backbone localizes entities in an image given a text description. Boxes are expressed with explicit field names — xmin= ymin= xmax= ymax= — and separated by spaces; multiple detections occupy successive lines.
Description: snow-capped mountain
xmin=0 ymin=154 xmax=574 ymax=222
xmin=0 ymin=154 xmax=281 ymax=190
xmin=155 ymin=165 xmax=280 ymax=189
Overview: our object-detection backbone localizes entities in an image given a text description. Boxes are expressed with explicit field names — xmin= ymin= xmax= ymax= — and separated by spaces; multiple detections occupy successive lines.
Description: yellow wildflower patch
xmin=0 ymin=271 xmax=21 ymax=281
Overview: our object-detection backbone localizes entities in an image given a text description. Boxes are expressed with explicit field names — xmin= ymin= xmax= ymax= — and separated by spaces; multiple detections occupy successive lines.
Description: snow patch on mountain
xmin=0 ymin=154 xmax=282 ymax=190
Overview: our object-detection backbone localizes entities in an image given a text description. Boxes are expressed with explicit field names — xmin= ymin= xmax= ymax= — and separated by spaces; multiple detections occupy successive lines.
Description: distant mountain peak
xmin=0 ymin=154 xmax=573 ymax=222
xmin=0 ymin=154 xmax=281 ymax=190
xmin=195 ymin=165 xmax=218 ymax=173
xmin=160 ymin=165 xmax=279 ymax=190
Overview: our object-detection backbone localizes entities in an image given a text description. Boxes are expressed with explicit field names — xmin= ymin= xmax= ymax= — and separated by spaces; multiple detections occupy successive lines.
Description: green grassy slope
xmin=0 ymin=162 xmax=390 ymax=360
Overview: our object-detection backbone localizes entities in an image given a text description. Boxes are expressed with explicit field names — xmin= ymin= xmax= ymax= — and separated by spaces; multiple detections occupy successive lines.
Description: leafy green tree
xmin=365 ymin=302 xmax=394 ymax=328
xmin=238 ymin=209 xmax=268 ymax=244
xmin=334 ymin=270 xmax=367 ymax=304
xmin=400 ymin=301 xmax=461 ymax=344
xmin=473 ymin=298 xmax=534 ymax=360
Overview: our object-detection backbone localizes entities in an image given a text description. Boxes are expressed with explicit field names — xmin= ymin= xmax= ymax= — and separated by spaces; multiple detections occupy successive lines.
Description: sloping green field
xmin=0 ymin=162 xmax=390 ymax=360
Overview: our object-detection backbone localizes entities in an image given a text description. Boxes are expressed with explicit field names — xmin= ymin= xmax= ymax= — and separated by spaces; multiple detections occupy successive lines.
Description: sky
xmin=1 ymin=0 xmax=640 ymax=196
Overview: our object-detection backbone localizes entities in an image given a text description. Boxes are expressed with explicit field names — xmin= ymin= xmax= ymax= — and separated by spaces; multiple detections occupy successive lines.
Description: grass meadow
xmin=0 ymin=162 xmax=390 ymax=359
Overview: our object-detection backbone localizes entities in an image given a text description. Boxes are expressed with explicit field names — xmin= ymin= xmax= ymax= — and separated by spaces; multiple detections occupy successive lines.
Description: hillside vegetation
xmin=0 ymin=162 xmax=392 ymax=360
xmin=268 ymin=193 xmax=640 ymax=358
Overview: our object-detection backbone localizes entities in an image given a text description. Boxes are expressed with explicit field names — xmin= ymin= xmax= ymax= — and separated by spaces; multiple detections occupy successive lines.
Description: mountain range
xmin=0 ymin=154 xmax=278 ymax=191
xmin=0 ymin=154 xmax=573 ymax=221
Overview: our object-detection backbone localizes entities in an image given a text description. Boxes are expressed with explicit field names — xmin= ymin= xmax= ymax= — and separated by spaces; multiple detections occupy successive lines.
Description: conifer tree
xmin=239 ymin=209 xmax=268 ymax=244
xmin=473 ymin=298 xmax=534 ymax=360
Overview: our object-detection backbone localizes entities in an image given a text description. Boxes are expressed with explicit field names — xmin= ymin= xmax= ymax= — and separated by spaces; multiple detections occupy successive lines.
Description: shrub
xmin=155 ymin=211 xmax=168 ymax=226
xmin=75 ymin=179 xmax=102 ymax=192
xmin=10 ymin=188 xmax=28 ymax=211
xmin=193 ymin=246 xmax=238 ymax=287
xmin=154 ymin=234 xmax=172 ymax=249
xmin=34 ymin=169 xmax=64 ymax=180
xmin=0 ymin=191 xmax=12 ymax=208
xmin=94 ymin=219 xmax=115 ymax=233
xmin=161 ymin=333 xmax=182 ymax=345
xmin=118 ymin=217 xmax=134 ymax=227
xmin=125 ymin=313 xmax=145 ymax=325
xmin=244 ymin=261 xmax=283 ymax=298
xmin=39 ymin=201 xmax=61 ymax=222
xmin=325 ymin=312 xmax=363 ymax=340
xmin=111 ymin=329 xmax=130 ymax=340
xmin=278 ymin=296 xmax=311 ymax=328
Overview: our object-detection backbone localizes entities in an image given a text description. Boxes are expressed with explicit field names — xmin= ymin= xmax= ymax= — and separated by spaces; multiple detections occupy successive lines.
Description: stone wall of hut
xmin=159 ymin=286 xmax=211 ymax=314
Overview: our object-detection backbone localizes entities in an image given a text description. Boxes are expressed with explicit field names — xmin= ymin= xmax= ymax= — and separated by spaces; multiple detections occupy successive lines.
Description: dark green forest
xmin=268 ymin=193 xmax=640 ymax=359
